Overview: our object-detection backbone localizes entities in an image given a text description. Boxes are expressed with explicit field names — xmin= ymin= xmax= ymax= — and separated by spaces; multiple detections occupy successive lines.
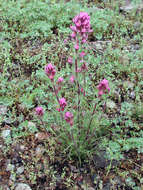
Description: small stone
xmin=28 ymin=121 xmax=38 ymax=133
xmin=16 ymin=166 xmax=24 ymax=174
xmin=20 ymin=145 xmax=25 ymax=151
xmin=15 ymin=183 xmax=32 ymax=190
xmin=0 ymin=105 xmax=7 ymax=115
xmin=1 ymin=129 xmax=11 ymax=139
xmin=10 ymin=173 xmax=16 ymax=181
xmin=93 ymin=150 xmax=109 ymax=169
xmin=130 ymin=91 xmax=135 ymax=99
xmin=120 ymin=4 xmax=134 ymax=12
xmin=134 ymin=22 xmax=141 ymax=29
xmin=0 ymin=185 xmax=10 ymax=190
xmin=35 ymin=132 xmax=50 ymax=140
xmin=35 ymin=145 xmax=45 ymax=156
xmin=87 ymin=188 xmax=95 ymax=190
xmin=123 ymin=81 xmax=134 ymax=89
xmin=95 ymin=42 xmax=103 ymax=50
xmin=6 ymin=163 xmax=15 ymax=171
xmin=103 ymin=182 xmax=111 ymax=190
xmin=4 ymin=118 xmax=12 ymax=124
xmin=106 ymin=100 xmax=117 ymax=110
xmin=133 ymin=44 xmax=140 ymax=50
xmin=88 ymin=7 xmax=102 ymax=14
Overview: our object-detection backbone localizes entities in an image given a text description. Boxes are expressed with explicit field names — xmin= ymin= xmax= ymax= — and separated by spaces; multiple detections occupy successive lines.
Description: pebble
xmin=130 ymin=91 xmax=135 ymax=99
xmin=0 ymin=185 xmax=10 ymax=190
xmin=106 ymin=100 xmax=117 ymax=110
xmin=15 ymin=183 xmax=32 ymax=190
xmin=0 ymin=105 xmax=7 ymax=115
xmin=16 ymin=166 xmax=25 ymax=174
xmin=1 ymin=129 xmax=11 ymax=139
xmin=35 ymin=145 xmax=45 ymax=156
xmin=120 ymin=4 xmax=134 ymax=12
xmin=134 ymin=21 xmax=141 ymax=29
xmin=6 ymin=163 xmax=15 ymax=171
xmin=28 ymin=121 xmax=38 ymax=133
xmin=123 ymin=81 xmax=134 ymax=89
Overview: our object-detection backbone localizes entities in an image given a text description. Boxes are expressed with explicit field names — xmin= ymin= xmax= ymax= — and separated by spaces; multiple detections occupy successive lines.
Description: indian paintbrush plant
xmin=35 ymin=12 xmax=110 ymax=163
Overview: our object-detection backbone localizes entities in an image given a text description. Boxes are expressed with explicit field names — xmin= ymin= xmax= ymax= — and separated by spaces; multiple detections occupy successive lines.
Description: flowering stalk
xmin=74 ymin=52 xmax=81 ymax=127
xmin=53 ymin=84 xmax=64 ymax=120
xmin=34 ymin=12 xmax=112 ymax=161
xmin=35 ymin=106 xmax=46 ymax=130
xmin=70 ymin=12 xmax=92 ymax=128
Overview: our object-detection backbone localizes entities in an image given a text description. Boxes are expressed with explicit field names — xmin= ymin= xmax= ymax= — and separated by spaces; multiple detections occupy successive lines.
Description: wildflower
xmin=76 ymin=67 xmax=81 ymax=73
xmin=56 ymin=108 xmax=61 ymax=112
xmin=70 ymin=12 xmax=92 ymax=43
xmin=81 ymin=62 xmax=88 ymax=71
xmin=57 ymin=77 xmax=64 ymax=84
xmin=35 ymin=107 xmax=44 ymax=116
xmin=74 ymin=43 xmax=79 ymax=50
xmin=81 ymin=88 xmax=85 ymax=96
xmin=64 ymin=112 xmax=74 ymax=126
xmin=97 ymin=79 xmax=110 ymax=97
xmin=80 ymin=51 xmax=86 ymax=58
xmin=59 ymin=98 xmax=67 ymax=111
xmin=64 ymin=39 xmax=68 ymax=44
xmin=70 ymin=75 xmax=75 ymax=83
xmin=68 ymin=57 xmax=73 ymax=64
xmin=71 ymin=32 xmax=76 ymax=39
xmin=45 ymin=63 xmax=56 ymax=81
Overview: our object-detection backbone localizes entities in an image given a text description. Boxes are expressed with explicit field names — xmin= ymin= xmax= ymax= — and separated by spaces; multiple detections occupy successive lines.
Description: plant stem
xmin=39 ymin=117 xmax=46 ymax=131
xmin=85 ymin=103 xmax=96 ymax=140
xmin=53 ymin=83 xmax=63 ymax=120
xmin=75 ymin=50 xmax=81 ymax=128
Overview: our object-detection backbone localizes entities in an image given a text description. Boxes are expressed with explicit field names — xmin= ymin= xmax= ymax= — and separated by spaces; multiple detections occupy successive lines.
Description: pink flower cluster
xmin=97 ymin=79 xmax=110 ymax=97
xmin=35 ymin=106 xmax=44 ymax=116
xmin=64 ymin=112 xmax=74 ymax=126
xmin=57 ymin=98 xmax=67 ymax=112
xmin=57 ymin=77 xmax=64 ymax=84
xmin=70 ymin=12 xmax=92 ymax=44
xmin=45 ymin=63 xmax=56 ymax=81
xmin=68 ymin=57 xmax=73 ymax=64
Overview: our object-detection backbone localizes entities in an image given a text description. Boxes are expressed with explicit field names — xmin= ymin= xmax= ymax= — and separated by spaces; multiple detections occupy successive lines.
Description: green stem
xmin=85 ymin=103 xmax=96 ymax=140
xmin=53 ymin=83 xmax=63 ymax=119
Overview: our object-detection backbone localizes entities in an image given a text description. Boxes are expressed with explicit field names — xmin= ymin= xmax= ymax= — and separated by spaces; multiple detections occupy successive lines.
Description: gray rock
xmin=134 ymin=22 xmax=141 ymax=29
xmin=20 ymin=145 xmax=25 ymax=152
xmin=103 ymin=182 xmax=111 ymax=190
xmin=35 ymin=145 xmax=45 ymax=156
xmin=1 ymin=129 xmax=11 ymax=139
xmin=16 ymin=166 xmax=24 ymax=174
xmin=88 ymin=7 xmax=103 ymax=14
xmin=6 ymin=163 xmax=15 ymax=171
xmin=120 ymin=2 xmax=143 ymax=13
xmin=15 ymin=183 xmax=32 ymax=190
xmin=106 ymin=100 xmax=117 ymax=110
xmin=93 ymin=150 xmax=109 ymax=169
xmin=130 ymin=91 xmax=135 ymax=99
xmin=0 ymin=105 xmax=7 ymax=115
xmin=28 ymin=121 xmax=38 ymax=133
xmin=0 ymin=185 xmax=10 ymax=190
xmin=10 ymin=173 xmax=16 ymax=181
xmin=120 ymin=4 xmax=134 ymax=12
xmin=133 ymin=44 xmax=140 ymax=50
xmin=123 ymin=81 xmax=134 ymax=89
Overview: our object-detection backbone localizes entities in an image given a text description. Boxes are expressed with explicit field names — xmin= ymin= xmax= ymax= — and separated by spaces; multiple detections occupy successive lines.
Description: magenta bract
xmin=59 ymin=98 xmax=67 ymax=111
xmin=45 ymin=63 xmax=56 ymax=81
xmin=70 ymin=12 xmax=92 ymax=43
xmin=97 ymin=79 xmax=110 ymax=97
xmin=35 ymin=107 xmax=44 ymax=116
xmin=64 ymin=111 xmax=74 ymax=126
